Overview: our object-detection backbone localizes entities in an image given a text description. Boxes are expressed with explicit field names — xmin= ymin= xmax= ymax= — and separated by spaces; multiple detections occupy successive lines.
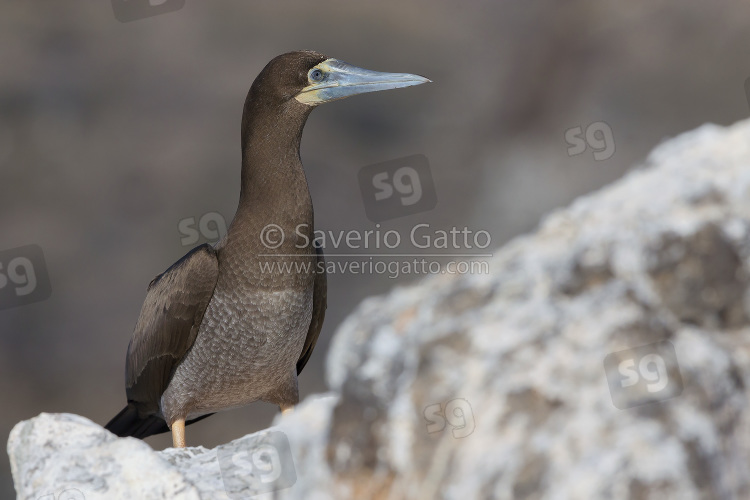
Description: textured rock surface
xmin=318 ymin=121 xmax=750 ymax=500
xmin=9 ymin=120 xmax=750 ymax=499
xmin=8 ymin=396 xmax=337 ymax=500
xmin=8 ymin=413 xmax=200 ymax=500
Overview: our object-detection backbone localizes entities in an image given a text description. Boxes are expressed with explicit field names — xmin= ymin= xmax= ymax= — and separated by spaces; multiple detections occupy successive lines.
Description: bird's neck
xmin=233 ymin=98 xmax=316 ymax=241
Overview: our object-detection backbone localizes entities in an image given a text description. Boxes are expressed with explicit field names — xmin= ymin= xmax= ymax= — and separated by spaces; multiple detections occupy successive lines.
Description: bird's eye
xmin=309 ymin=68 xmax=324 ymax=82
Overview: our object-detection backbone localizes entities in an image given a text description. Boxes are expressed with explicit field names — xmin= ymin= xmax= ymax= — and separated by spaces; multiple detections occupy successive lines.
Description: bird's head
xmin=251 ymin=50 xmax=431 ymax=107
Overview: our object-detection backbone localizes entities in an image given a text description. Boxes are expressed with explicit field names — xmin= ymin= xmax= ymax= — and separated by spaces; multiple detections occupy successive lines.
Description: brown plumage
xmin=105 ymin=50 xmax=429 ymax=447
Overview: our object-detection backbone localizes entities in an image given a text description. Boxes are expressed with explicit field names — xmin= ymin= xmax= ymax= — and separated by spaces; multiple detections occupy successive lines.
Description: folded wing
xmin=125 ymin=244 xmax=220 ymax=413
xmin=296 ymin=245 xmax=327 ymax=375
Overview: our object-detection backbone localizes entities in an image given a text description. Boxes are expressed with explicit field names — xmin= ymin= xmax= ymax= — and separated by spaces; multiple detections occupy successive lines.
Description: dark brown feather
xmin=124 ymin=243 xmax=219 ymax=414
xmin=296 ymin=245 xmax=327 ymax=375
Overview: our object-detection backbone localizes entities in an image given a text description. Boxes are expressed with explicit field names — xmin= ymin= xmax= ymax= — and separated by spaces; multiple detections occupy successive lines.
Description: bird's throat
xmin=232 ymin=98 xmax=316 ymax=254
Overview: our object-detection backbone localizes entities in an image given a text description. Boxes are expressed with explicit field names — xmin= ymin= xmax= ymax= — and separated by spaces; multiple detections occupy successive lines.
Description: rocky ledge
xmin=9 ymin=121 xmax=750 ymax=499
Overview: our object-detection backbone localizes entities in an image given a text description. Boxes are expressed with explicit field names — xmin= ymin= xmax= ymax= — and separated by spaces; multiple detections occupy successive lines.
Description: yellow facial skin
xmin=295 ymin=60 xmax=339 ymax=105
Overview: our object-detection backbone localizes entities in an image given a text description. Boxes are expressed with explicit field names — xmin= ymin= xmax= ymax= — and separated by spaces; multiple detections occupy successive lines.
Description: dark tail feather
xmin=105 ymin=403 xmax=215 ymax=440
xmin=105 ymin=404 xmax=168 ymax=439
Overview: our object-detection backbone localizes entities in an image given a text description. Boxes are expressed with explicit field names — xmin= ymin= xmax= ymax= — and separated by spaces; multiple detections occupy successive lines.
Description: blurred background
xmin=1 ymin=0 xmax=749 ymax=496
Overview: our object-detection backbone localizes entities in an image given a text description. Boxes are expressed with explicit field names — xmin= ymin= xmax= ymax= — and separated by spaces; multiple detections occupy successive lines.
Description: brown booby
xmin=105 ymin=51 xmax=430 ymax=448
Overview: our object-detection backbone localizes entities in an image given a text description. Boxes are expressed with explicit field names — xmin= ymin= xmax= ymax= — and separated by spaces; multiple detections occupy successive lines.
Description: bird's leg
xmin=280 ymin=404 xmax=295 ymax=416
xmin=171 ymin=418 xmax=186 ymax=448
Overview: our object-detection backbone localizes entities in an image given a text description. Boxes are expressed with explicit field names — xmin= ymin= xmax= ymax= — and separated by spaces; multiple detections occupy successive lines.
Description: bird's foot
xmin=171 ymin=418 xmax=186 ymax=448
xmin=280 ymin=404 xmax=295 ymax=416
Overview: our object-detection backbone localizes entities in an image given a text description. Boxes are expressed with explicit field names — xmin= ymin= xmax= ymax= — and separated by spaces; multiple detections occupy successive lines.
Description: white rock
xmin=8 ymin=413 xmax=200 ymax=500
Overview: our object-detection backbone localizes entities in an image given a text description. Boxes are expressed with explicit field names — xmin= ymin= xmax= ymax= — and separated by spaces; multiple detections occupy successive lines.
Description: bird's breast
xmin=161 ymin=283 xmax=314 ymax=418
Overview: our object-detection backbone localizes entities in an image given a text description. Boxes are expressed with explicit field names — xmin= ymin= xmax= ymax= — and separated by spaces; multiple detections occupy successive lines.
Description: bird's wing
xmin=125 ymin=244 xmax=219 ymax=410
xmin=296 ymin=245 xmax=327 ymax=375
